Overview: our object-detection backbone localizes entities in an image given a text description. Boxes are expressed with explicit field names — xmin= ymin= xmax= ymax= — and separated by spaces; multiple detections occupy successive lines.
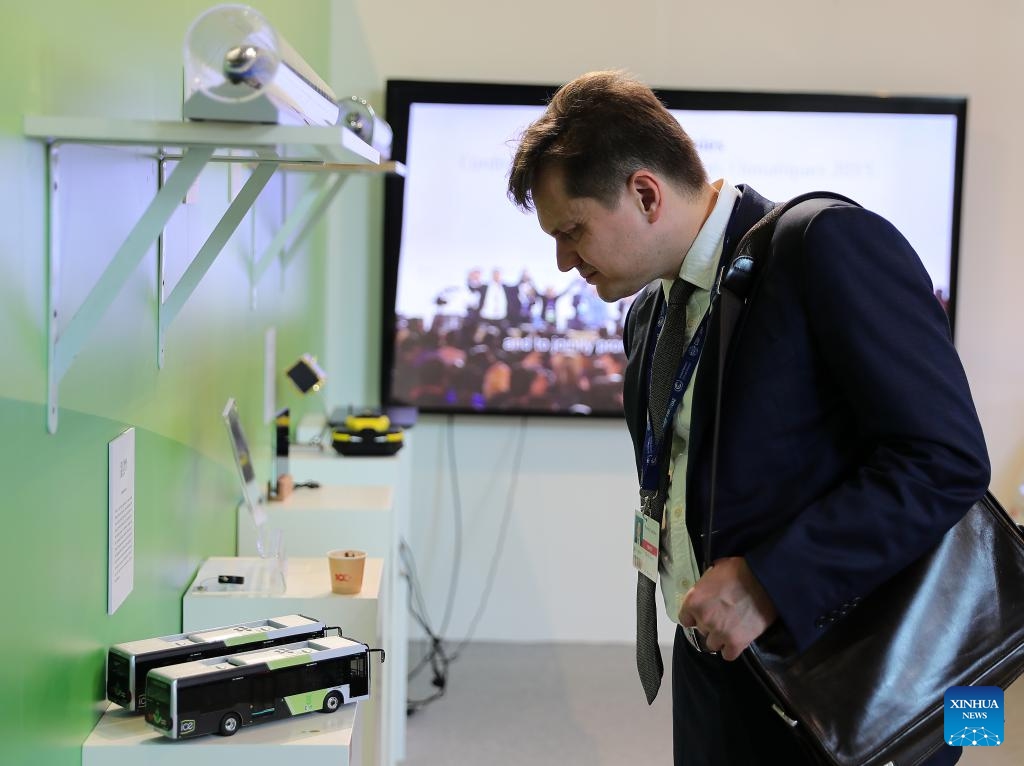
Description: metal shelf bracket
xmin=158 ymin=151 xmax=278 ymax=368
xmin=46 ymin=143 xmax=214 ymax=433
xmin=26 ymin=116 xmax=391 ymax=433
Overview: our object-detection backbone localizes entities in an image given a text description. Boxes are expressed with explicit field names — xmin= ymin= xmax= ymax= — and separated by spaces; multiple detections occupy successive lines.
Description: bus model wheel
xmin=219 ymin=712 xmax=242 ymax=736
xmin=323 ymin=691 xmax=343 ymax=713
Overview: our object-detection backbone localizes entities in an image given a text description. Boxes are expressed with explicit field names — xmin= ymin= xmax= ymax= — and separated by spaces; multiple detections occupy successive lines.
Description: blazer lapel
xmin=623 ymin=283 xmax=662 ymax=474
xmin=686 ymin=186 xmax=776 ymax=549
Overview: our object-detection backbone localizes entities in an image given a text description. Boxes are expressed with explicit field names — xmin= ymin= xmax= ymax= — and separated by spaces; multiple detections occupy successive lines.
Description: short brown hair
xmin=508 ymin=71 xmax=707 ymax=211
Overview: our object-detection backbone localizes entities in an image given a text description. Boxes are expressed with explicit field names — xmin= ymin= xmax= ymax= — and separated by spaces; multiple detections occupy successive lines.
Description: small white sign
xmin=108 ymin=428 xmax=135 ymax=615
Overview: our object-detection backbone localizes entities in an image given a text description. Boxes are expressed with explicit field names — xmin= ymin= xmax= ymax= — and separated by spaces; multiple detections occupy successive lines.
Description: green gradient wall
xmin=0 ymin=2 xmax=335 ymax=763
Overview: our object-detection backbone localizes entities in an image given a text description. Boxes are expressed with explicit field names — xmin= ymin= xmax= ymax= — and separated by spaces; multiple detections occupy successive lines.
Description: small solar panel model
xmin=285 ymin=354 xmax=326 ymax=395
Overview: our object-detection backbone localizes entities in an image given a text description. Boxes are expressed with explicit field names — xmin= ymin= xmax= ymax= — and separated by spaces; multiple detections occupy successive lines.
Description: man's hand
xmin=678 ymin=557 xmax=777 ymax=661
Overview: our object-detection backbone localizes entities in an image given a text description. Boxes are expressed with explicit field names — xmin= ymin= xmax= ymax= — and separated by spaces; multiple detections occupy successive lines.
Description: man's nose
xmin=555 ymin=241 xmax=579 ymax=273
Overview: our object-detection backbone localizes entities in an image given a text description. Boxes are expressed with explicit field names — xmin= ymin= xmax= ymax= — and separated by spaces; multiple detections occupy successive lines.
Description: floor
xmin=402 ymin=641 xmax=1023 ymax=765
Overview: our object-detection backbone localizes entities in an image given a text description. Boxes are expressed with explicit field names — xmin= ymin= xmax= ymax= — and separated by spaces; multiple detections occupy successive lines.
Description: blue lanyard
xmin=639 ymin=283 xmax=719 ymax=493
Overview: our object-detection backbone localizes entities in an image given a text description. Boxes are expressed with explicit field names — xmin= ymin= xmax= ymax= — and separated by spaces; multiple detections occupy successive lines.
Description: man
xmin=461 ymin=267 xmax=485 ymax=345
xmin=478 ymin=268 xmax=519 ymax=333
xmin=507 ymin=71 xmax=989 ymax=765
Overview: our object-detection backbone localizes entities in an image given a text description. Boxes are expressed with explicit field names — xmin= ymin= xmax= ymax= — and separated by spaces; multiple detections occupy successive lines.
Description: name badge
xmin=633 ymin=503 xmax=661 ymax=583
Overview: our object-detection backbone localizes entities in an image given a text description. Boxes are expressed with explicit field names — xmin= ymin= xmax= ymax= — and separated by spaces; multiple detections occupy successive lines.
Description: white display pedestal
xmin=288 ymin=425 xmax=413 ymax=763
xmin=183 ymin=557 xmax=385 ymax=766
xmin=83 ymin=701 xmax=355 ymax=766
xmin=238 ymin=484 xmax=401 ymax=766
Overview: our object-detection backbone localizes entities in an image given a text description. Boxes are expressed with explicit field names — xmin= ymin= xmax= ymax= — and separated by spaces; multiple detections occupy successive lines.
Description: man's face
xmin=532 ymin=165 xmax=656 ymax=302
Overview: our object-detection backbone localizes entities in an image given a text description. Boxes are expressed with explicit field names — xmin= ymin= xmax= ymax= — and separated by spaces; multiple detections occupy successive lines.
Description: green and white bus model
xmin=144 ymin=635 xmax=384 ymax=739
xmin=107 ymin=614 xmax=326 ymax=712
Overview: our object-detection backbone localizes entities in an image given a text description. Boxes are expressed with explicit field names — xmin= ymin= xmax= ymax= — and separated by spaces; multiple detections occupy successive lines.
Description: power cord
xmin=451 ymin=416 xmax=526 ymax=660
xmin=405 ymin=415 xmax=464 ymax=712
xmin=401 ymin=540 xmax=450 ymax=713
xmin=402 ymin=416 xmax=528 ymax=713
xmin=405 ymin=414 xmax=464 ymax=709
xmin=438 ymin=414 xmax=464 ymax=639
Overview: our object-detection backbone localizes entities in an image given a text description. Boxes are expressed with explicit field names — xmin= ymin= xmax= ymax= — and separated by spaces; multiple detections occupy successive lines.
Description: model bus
xmin=144 ymin=635 xmax=384 ymax=739
xmin=107 ymin=614 xmax=326 ymax=712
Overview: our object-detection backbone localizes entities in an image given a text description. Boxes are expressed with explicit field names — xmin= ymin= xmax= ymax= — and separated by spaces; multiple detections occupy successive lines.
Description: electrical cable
xmin=401 ymin=540 xmax=439 ymax=678
xmin=401 ymin=417 xmax=528 ymax=712
xmin=405 ymin=413 xmax=464 ymax=705
xmin=450 ymin=416 xmax=527 ymax=660
xmin=438 ymin=414 xmax=463 ymax=637
xmin=400 ymin=540 xmax=450 ymax=713
xmin=407 ymin=414 xmax=466 ymax=692
xmin=402 ymin=542 xmax=449 ymax=690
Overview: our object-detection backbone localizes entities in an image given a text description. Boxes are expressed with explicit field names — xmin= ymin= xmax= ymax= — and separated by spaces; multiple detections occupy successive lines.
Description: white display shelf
xmin=24 ymin=116 xmax=380 ymax=165
xmin=183 ymin=556 xmax=387 ymax=766
xmin=83 ymin=701 xmax=355 ymax=766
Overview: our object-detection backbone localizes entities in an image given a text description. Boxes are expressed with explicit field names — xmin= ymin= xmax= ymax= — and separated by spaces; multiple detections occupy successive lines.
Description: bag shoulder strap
xmin=721 ymin=191 xmax=860 ymax=304
xmin=704 ymin=191 xmax=859 ymax=570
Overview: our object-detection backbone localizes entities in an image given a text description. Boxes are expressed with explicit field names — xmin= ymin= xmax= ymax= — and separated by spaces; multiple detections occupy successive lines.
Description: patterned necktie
xmin=636 ymin=277 xmax=697 ymax=704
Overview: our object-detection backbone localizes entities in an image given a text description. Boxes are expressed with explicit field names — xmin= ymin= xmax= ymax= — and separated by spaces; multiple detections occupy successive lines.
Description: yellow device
xmin=331 ymin=410 xmax=404 ymax=456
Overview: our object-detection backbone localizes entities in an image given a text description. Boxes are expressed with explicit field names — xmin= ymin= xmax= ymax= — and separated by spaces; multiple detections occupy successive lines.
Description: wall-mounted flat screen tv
xmin=381 ymin=79 xmax=966 ymax=418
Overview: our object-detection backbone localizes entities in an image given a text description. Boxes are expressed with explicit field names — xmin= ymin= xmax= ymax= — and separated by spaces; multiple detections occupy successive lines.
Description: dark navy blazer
xmin=622 ymin=185 xmax=990 ymax=651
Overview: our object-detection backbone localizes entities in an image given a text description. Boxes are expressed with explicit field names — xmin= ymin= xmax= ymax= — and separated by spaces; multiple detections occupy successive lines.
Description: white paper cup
xmin=327 ymin=549 xmax=366 ymax=594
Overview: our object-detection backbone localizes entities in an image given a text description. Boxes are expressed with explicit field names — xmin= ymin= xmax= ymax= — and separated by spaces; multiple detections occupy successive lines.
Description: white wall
xmin=327 ymin=0 xmax=1024 ymax=644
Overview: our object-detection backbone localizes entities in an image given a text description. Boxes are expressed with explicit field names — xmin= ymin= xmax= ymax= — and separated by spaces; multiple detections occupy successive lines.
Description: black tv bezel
xmin=380 ymin=78 xmax=967 ymax=419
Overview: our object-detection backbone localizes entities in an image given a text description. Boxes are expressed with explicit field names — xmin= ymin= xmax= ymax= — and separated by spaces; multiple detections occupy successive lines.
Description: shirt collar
xmin=662 ymin=179 xmax=740 ymax=299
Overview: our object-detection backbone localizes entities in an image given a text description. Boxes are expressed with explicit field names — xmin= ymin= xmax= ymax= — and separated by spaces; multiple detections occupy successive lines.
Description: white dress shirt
xmin=657 ymin=179 xmax=740 ymax=623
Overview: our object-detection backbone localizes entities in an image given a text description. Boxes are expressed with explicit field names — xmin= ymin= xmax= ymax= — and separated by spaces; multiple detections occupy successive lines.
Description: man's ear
xmin=630 ymin=170 xmax=662 ymax=222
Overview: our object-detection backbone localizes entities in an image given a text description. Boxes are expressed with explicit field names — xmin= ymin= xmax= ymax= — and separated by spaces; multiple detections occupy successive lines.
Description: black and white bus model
xmin=107 ymin=614 xmax=326 ymax=712
xmin=144 ymin=635 xmax=383 ymax=739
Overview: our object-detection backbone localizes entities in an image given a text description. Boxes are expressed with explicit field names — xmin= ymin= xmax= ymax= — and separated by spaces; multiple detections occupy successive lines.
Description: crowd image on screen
xmin=391 ymin=266 xmax=635 ymax=415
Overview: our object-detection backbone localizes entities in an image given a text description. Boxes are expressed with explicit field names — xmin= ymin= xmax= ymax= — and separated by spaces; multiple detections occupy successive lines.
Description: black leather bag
xmin=743 ymin=493 xmax=1024 ymax=766
xmin=712 ymin=193 xmax=1024 ymax=766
